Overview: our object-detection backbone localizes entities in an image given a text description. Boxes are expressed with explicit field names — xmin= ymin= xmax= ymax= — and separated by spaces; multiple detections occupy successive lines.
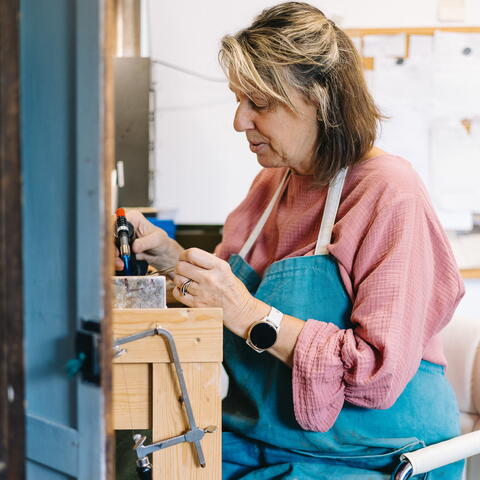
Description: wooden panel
xmin=113 ymin=308 xmax=223 ymax=363
xmin=21 ymin=0 xmax=111 ymax=477
xmin=113 ymin=364 xmax=150 ymax=430
xmin=26 ymin=415 xmax=79 ymax=477
xmin=76 ymin=0 xmax=111 ymax=477
xmin=461 ymin=269 xmax=480 ymax=279
xmin=152 ymin=363 xmax=221 ymax=480
xmin=21 ymin=1 xmax=79 ymax=478
xmin=102 ymin=0 xmax=116 ymax=476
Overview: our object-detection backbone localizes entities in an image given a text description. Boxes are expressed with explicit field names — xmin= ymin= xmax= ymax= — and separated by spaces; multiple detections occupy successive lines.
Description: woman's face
xmin=230 ymin=82 xmax=319 ymax=175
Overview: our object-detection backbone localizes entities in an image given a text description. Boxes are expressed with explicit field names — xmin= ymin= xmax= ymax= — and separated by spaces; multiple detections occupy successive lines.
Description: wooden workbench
xmin=112 ymin=308 xmax=223 ymax=479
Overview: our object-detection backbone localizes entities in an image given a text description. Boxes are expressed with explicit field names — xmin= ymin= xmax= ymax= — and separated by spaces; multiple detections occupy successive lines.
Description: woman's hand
xmin=114 ymin=209 xmax=179 ymax=272
xmin=173 ymin=248 xmax=268 ymax=337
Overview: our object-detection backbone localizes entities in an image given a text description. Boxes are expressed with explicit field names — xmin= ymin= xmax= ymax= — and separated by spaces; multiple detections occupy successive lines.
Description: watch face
xmin=250 ymin=322 xmax=277 ymax=350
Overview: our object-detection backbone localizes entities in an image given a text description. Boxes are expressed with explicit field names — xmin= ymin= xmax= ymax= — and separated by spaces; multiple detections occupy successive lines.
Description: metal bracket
xmin=114 ymin=325 xmax=216 ymax=470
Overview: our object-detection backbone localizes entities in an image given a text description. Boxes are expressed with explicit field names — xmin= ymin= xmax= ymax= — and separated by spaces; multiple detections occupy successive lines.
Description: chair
xmin=394 ymin=315 xmax=480 ymax=479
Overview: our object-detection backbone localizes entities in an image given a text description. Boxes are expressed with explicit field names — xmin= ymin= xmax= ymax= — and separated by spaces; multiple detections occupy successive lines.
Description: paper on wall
xmin=409 ymin=35 xmax=434 ymax=59
xmin=433 ymin=31 xmax=480 ymax=64
xmin=375 ymin=102 xmax=431 ymax=186
xmin=370 ymin=57 xmax=433 ymax=104
xmin=433 ymin=64 xmax=480 ymax=118
xmin=432 ymin=31 xmax=480 ymax=118
xmin=437 ymin=209 xmax=474 ymax=232
xmin=430 ymin=120 xmax=480 ymax=212
xmin=368 ymin=57 xmax=434 ymax=185
xmin=447 ymin=232 xmax=480 ymax=269
xmin=363 ymin=33 xmax=407 ymax=58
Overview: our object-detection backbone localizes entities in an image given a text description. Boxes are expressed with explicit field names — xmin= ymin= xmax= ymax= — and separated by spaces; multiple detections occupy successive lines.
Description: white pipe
xmin=401 ymin=430 xmax=480 ymax=474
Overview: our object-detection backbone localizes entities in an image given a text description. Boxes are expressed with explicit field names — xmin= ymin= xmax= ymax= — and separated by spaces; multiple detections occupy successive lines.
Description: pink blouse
xmin=216 ymin=154 xmax=465 ymax=432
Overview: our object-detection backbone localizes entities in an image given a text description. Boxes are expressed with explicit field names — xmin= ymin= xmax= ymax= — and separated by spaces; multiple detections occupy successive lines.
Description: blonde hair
xmin=219 ymin=1 xmax=382 ymax=185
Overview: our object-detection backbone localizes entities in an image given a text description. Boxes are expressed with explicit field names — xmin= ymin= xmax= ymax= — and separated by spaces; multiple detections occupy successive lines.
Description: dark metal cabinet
xmin=114 ymin=57 xmax=152 ymax=207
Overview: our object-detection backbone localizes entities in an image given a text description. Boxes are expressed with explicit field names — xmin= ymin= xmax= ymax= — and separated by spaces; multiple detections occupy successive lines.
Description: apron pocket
xmin=290 ymin=438 xmax=426 ymax=476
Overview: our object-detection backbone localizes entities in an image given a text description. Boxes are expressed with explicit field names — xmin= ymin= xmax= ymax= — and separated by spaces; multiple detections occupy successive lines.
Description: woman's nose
xmin=233 ymin=102 xmax=255 ymax=132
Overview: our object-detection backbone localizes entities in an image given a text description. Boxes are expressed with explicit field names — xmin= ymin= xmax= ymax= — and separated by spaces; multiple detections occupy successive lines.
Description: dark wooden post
xmin=0 ymin=1 xmax=25 ymax=479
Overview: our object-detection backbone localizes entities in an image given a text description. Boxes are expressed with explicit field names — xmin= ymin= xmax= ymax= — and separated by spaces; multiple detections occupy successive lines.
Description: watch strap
xmin=266 ymin=306 xmax=283 ymax=329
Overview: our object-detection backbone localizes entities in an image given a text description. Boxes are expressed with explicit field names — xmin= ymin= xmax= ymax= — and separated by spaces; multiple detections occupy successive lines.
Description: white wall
xmin=146 ymin=0 xmax=480 ymax=314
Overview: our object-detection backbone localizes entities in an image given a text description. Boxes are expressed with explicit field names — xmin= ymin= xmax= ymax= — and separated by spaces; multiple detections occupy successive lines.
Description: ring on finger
xmin=180 ymin=279 xmax=193 ymax=296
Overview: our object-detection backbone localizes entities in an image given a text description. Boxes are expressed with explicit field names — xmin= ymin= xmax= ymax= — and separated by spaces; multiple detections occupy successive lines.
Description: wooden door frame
xmin=0 ymin=1 xmax=25 ymax=479
xmin=102 ymin=0 xmax=116 ymax=477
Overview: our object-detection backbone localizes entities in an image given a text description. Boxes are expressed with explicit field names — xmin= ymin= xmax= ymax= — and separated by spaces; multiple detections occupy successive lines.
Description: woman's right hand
xmin=114 ymin=209 xmax=172 ymax=272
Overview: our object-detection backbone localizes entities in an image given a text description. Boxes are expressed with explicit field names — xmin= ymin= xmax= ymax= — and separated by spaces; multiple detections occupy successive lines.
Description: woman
xmin=118 ymin=3 xmax=464 ymax=478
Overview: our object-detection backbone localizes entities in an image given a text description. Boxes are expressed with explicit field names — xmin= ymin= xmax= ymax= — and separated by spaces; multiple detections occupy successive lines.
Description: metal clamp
xmin=114 ymin=325 xmax=217 ymax=473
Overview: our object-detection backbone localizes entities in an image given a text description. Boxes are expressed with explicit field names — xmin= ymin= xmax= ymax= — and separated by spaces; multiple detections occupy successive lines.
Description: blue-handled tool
xmin=114 ymin=208 xmax=148 ymax=276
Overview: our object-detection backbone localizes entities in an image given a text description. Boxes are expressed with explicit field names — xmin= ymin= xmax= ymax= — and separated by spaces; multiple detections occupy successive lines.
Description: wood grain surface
xmin=113 ymin=364 xmax=150 ymax=430
xmin=113 ymin=308 xmax=223 ymax=363
xmin=152 ymin=363 xmax=221 ymax=480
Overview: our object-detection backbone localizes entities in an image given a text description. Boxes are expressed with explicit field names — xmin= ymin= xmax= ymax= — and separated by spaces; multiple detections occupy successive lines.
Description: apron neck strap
xmin=314 ymin=168 xmax=348 ymax=255
xmin=238 ymin=169 xmax=291 ymax=259
xmin=237 ymin=167 xmax=348 ymax=260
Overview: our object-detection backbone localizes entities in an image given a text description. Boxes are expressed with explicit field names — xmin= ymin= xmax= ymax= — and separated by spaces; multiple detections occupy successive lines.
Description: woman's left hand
xmin=173 ymin=248 xmax=266 ymax=337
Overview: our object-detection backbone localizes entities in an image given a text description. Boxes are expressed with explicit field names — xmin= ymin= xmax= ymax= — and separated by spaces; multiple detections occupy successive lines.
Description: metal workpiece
xmin=112 ymin=276 xmax=166 ymax=309
xmin=114 ymin=325 xmax=217 ymax=473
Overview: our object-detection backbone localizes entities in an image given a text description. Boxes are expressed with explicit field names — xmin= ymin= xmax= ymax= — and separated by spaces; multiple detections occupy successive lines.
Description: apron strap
xmin=314 ymin=168 xmax=348 ymax=255
xmin=238 ymin=167 xmax=348 ymax=260
xmin=238 ymin=169 xmax=291 ymax=260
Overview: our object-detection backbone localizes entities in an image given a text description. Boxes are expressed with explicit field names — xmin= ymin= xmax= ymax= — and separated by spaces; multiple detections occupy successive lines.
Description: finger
xmin=175 ymin=260 xmax=206 ymax=282
xmin=174 ymin=275 xmax=199 ymax=296
xmin=172 ymin=285 xmax=194 ymax=306
xmin=179 ymin=248 xmax=217 ymax=270
xmin=123 ymin=209 xmax=163 ymax=241
xmin=132 ymin=230 xmax=164 ymax=254
xmin=124 ymin=209 xmax=145 ymax=231
xmin=174 ymin=273 xmax=189 ymax=288
xmin=135 ymin=252 xmax=157 ymax=262
xmin=115 ymin=257 xmax=124 ymax=271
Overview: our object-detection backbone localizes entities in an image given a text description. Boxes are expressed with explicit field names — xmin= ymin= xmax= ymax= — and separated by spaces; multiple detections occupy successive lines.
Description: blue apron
xmin=222 ymin=169 xmax=463 ymax=479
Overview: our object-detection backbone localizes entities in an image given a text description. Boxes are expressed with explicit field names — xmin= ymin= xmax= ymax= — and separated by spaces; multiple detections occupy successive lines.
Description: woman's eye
xmin=249 ymin=99 xmax=267 ymax=111
xmin=232 ymin=93 xmax=267 ymax=110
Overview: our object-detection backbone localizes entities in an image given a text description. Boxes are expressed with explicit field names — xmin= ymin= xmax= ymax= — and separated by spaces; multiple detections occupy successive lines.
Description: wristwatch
xmin=246 ymin=306 xmax=283 ymax=353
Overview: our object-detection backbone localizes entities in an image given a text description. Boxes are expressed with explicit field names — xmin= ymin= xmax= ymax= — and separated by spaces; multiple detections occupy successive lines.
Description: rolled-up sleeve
xmin=292 ymin=194 xmax=465 ymax=432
